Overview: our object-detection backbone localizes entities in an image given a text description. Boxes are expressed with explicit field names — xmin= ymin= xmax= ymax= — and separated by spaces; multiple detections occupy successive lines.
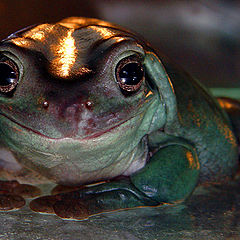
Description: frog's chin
xmin=0 ymin=111 xmax=145 ymax=182
xmin=0 ymin=112 xmax=131 ymax=141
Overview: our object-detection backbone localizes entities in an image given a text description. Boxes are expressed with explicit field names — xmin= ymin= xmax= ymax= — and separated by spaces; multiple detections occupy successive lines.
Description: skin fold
xmin=0 ymin=17 xmax=239 ymax=220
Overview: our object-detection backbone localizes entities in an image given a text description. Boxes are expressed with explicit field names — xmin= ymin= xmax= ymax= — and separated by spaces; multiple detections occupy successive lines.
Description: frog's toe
xmin=53 ymin=199 xmax=89 ymax=220
xmin=12 ymin=184 xmax=41 ymax=198
xmin=29 ymin=195 xmax=59 ymax=214
xmin=51 ymin=184 xmax=85 ymax=195
xmin=0 ymin=180 xmax=25 ymax=211
xmin=0 ymin=179 xmax=20 ymax=191
xmin=30 ymin=192 xmax=90 ymax=220
xmin=0 ymin=180 xmax=41 ymax=211
xmin=0 ymin=179 xmax=41 ymax=198
xmin=0 ymin=193 xmax=25 ymax=211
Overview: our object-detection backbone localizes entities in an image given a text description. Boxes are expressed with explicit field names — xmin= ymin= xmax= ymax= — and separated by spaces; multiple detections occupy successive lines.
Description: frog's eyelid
xmin=0 ymin=51 xmax=24 ymax=80
xmin=90 ymin=35 xmax=141 ymax=51
xmin=0 ymin=51 xmax=23 ymax=68
xmin=88 ymin=36 xmax=145 ymax=62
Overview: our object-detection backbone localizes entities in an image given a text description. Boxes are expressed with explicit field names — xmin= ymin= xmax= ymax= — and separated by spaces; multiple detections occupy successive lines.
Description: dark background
xmin=0 ymin=0 xmax=239 ymax=87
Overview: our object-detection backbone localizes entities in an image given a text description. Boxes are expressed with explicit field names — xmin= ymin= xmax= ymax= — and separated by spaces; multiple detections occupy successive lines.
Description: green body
xmin=0 ymin=17 xmax=238 ymax=219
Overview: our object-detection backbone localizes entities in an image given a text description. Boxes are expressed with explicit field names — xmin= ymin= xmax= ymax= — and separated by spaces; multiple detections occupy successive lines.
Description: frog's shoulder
xmin=160 ymin=58 xmax=238 ymax=182
xmin=162 ymin=58 xmax=229 ymax=128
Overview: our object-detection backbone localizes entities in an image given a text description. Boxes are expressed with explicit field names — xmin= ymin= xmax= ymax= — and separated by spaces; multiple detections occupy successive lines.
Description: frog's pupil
xmin=0 ymin=63 xmax=17 ymax=86
xmin=119 ymin=63 xmax=143 ymax=85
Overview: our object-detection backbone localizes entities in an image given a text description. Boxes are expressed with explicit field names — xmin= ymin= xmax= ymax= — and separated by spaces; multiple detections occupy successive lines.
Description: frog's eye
xmin=0 ymin=57 xmax=19 ymax=93
xmin=116 ymin=56 xmax=144 ymax=93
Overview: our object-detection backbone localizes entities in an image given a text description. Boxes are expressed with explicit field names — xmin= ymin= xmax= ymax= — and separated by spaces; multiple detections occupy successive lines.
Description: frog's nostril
xmin=42 ymin=101 xmax=49 ymax=109
xmin=85 ymin=101 xmax=93 ymax=110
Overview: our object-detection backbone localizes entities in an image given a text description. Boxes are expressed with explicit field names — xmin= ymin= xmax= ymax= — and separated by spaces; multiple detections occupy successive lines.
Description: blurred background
xmin=0 ymin=0 xmax=239 ymax=88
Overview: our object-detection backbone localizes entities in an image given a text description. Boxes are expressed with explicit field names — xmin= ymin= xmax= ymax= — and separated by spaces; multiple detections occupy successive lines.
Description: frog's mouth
xmin=0 ymin=112 xmax=53 ymax=138
xmin=0 ymin=112 xmax=133 ymax=140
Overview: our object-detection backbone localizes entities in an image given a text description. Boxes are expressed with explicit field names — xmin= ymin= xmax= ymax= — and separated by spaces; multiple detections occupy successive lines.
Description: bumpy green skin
xmin=0 ymin=17 xmax=238 ymax=218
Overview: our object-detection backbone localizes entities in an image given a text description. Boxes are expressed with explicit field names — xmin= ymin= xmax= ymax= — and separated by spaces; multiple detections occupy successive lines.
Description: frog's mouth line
xmin=0 ymin=112 xmax=131 ymax=141
xmin=0 ymin=112 xmax=53 ymax=138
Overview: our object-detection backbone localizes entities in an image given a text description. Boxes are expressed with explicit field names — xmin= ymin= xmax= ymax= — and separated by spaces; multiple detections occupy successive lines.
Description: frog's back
xmin=163 ymin=60 xmax=239 ymax=183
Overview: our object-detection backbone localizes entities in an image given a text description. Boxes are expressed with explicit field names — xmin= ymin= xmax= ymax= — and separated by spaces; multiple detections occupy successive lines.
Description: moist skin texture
xmin=0 ymin=17 xmax=239 ymax=220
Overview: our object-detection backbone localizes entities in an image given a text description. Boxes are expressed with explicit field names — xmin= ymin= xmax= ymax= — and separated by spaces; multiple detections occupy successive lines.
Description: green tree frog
xmin=0 ymin=17 xmax=239 ymax=220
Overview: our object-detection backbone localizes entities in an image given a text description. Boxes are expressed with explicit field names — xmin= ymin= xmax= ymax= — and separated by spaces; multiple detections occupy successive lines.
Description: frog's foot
xmin=0 ymin=180 xmax=41 ymax=211
xmin=30 ymin=179 xmax=158 ymax=220
xmin=29 ymin=194 xmax=89 ymax=220
xmin=51 ymin=184 xmax=85 ymax=195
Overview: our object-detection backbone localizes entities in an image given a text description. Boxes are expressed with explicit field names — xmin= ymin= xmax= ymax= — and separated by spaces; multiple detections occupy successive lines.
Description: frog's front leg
xmin=30 ymin=144 xmax=200 ymax=220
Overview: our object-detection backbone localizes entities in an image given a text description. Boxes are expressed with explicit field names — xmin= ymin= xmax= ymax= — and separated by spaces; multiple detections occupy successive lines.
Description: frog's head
xmin=0 ymin=17 xmax=175 ymax=184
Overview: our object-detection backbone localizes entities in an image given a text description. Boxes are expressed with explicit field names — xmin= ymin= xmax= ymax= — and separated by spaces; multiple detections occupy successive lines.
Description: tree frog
xmin=0 ymin=17 xmax=239 ymax=220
